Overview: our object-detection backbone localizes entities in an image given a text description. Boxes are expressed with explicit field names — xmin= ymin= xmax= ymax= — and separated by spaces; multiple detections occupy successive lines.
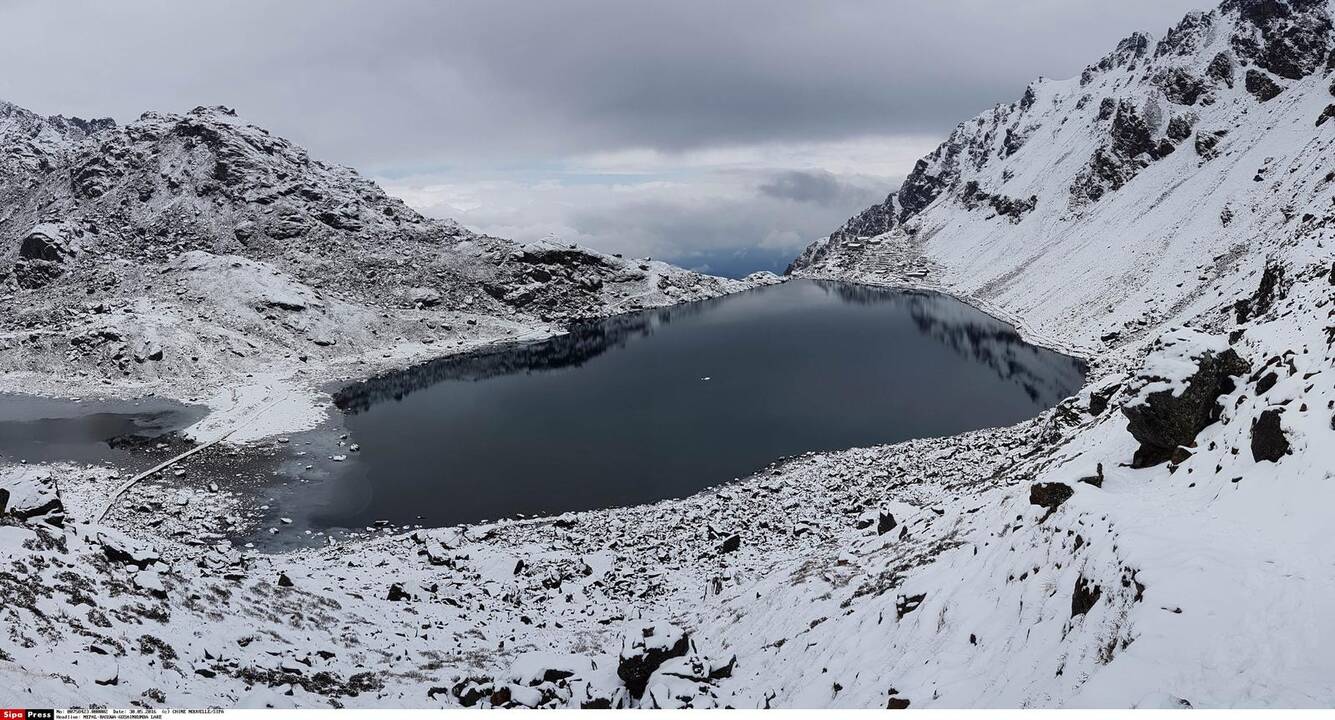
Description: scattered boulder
xmin=877 ymin=511 xmax=897 ymax=536
xmin=1030 ymin=482 xmax=1074 ymax=517
xmin=97 ymin=530 xmax=161 ymax=569
xmin=1195 ymin=130 xmax=1226 ymax=158
xmin=14 ymin=224 xmax=78 ymax=289
xmin=1078 ymin=463 xmax=1105 ymax=488
xmin=717 ymin=534 xmax=741 ymax=554
xmin=450 ymin=676 xmax=496 ymax=707
xmin=1235 ymin=261 xmax=1286 ymax=323
xmin=1088 ymin=382 xmax=1122 ymax=416
xmin=617 ymin=622 xmax=690 ymax=698
xmin=895 ymin=593 xmax=926 ymax=619
xmin=408 ymin=287 xmax=443 ymax=308
xmin=0 ymin=472 xmax=66 ymax=528
xmin=1255 ymin=371 xmax=1279 ymax=395
xmin=642 ymin=646 xmax=736 ymax=709
xmin=1122 ymin=330 xmax=1250 ymax=467
xmin=1206 ymin=52 xmax=1234 ymax=87
xmin=1250 ymin=408 xmax=1291 ymax=462
xmin=19 ymin=223 xmax=77 ymax=262
xmin=1071 ymin=576 xmax=1102 ymax=617
xmin=1245 ymin=69 xmax=1283 ymax=102
xmin=1317 ymin=104 xmax=1335 ymax=127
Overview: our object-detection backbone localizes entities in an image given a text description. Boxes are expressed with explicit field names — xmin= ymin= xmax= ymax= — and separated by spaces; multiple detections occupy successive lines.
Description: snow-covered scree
xmin=2 ymin=0 xmax=1334 ymax=709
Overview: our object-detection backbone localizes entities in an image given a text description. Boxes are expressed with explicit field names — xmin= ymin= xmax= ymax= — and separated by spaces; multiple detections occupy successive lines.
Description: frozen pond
xmin=281 ymin=280 xmax=1085 ymax=534
xmin=0 ymin=395 xmax=206 ymax=465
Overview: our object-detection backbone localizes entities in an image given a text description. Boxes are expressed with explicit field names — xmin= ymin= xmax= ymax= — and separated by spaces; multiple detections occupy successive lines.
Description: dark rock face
xmin=895 ymin=593 xmax=926 ymax=619
xmin=1207 ymin=52 xmax=1236 ymax=87
xmin=877 ymin=511 xmax=897 ymax=535
xmin=1155 ymin=67 xmax=1209 ymax=105
xmin=1250 ymin=408 xmax=1290 ymax=462
xmin=1235 ymin=261 xmax=1286 ymax=322
xmin=1071 ymin=101 xmax=1162 ymax=205
xmin=1001 ymin=126 xmax=1029 ymax=157
xmin=1167 ymin=115 xmax=1196 ymax=142
xmin=717 ymin=534 xmax=741 ymax=554
xmin=1195 ymin=130 xmax=1227 ymax=158
xmin=1255 ymin=371 xmax=1279 ymax=394
xmin=1122 ymin=348 xmax=1251 ymax=466
xmin=617 ymin=625 xmax=690 ymax=698
xmin=1317 ymin=104 xmax=1335 ymax=126
xmin=1109 ymin=101 xmax=1157 ymax=157
xmin=1245 ymin=69 xmax=1284 ymax=101
xmin=960 ymin=181 xmax=1038 ymax=223
xmin=1071 ymin=576 xmax=1102 ymax=618
xmin=1227 ymin=0 xmax=1333 ymax=80
xmin=790 ymin=0 xmax=1333 ymax=274
xmin=1088 ymin=384 xmax=1121 ymax=416
xmin=897 ymin=158 xmax=949 ymax=219
xmin=1156 ymin=10 xmax=1218 ymax=58
xmin=1089 ymin=32 xmax=1152 ymax=77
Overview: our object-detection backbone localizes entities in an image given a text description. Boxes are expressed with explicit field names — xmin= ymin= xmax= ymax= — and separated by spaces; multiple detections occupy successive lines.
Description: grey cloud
xmin=0 ymin=0 xmax=1211 ymax=170
xmin=564 ymin=172 xmax=891 ymax=271
xmin=758 ymin=170 xmax=880 ymax=206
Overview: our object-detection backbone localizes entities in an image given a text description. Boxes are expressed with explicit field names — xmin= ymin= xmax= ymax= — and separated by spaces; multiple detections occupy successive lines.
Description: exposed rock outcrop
xmin=1122 ymin=330 xmax=1250 ymax=466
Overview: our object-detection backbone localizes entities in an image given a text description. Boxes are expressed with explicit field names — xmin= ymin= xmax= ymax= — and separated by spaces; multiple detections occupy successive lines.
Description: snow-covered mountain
xmin=2 ymin=0 xmax=1333 ymax=709
xmin=792 ymin=0 xmax=1331 ymax=346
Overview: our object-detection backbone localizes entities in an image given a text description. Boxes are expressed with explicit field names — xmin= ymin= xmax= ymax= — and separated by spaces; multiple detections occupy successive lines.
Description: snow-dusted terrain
xmin=3 ymin=0 xmax=1335 ymax=708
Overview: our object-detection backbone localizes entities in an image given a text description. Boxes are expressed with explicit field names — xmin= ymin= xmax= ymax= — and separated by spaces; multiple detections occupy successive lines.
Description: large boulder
xmin=1030 ymin=482 xmax=1075 ymax=520
xmin=0 ymin=469 xmax=66 ymax=528
xmin=1122 ymin=329 xmax=1250 ymax=466
xmin=14 ymin=222 xmax=80 ymax=289
xmin=1250 ymin=408 xmax=1291 ymax=462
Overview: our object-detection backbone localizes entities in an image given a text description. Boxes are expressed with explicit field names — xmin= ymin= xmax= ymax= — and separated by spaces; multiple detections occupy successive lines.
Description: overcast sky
xmin=0 ymin=0 xmax=1209 ymax=275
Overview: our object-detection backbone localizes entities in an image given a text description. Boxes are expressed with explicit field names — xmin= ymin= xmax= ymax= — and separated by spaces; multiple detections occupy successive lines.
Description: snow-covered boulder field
xmin=3 ymin=0 xmax=1334 ymax=709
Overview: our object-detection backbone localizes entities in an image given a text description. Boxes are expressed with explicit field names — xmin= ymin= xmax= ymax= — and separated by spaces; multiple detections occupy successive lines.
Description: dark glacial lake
xmin=271 ymin=280 xmax=1086 ymax=536
xmin=0 ymin=280 xmax=1087 ymax=544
